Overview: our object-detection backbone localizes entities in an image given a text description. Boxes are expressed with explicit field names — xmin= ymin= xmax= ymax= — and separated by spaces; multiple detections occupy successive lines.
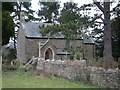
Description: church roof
xmin=23 ymin=22 xmax=95 ymax=44
xmin=83 ymin=37 xmax=95 ymax=44
xmin=23 ymin=22 xmax=42 ymax=38
xmin=23 ymin=22 xmax=65 ymax=39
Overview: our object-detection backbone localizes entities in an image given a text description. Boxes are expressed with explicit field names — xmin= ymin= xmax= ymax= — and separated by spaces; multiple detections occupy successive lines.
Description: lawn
xmin=2 ymin=71 xmax=98 ymax=88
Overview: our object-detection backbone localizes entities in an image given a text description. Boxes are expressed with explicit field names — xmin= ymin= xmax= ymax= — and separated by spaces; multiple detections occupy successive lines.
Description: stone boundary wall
xmin=36 ymin=59 xmax=119 ymax=88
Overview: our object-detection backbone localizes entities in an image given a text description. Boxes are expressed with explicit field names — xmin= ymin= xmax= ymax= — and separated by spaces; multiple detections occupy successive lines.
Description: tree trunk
xmin=93 ymin=0 xmax=114 ymax=68
xmin=103 ymin=1 xmax=113 ymax=68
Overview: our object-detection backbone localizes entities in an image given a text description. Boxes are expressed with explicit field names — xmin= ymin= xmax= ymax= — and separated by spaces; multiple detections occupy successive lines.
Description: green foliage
xmin=2 ymin=2 xmax=14 ymax=45
xmin=2 ymin=2 xmax=14 ymax=12
xmin=111 ymin=4 xmax=120 ymax=61
xmin=11 ymin=59 xmax=20 ymax=69
xmin=13 ymin=1 xmax=35 ymax=21
xmin=2 ymin=11 xmax=14 ymax=45
xmin=90 ymin=3 xmax=120 ymax=61
xmin=58 ymin=2 xmax=80 ymax=24
xmin=2 ymin=46 xmax=17 ymax=71
xmin=118 ymin=58 xmax=120 ymax=68
xmin=67 ymin=46 xmax=82 ymax=60
xmin=2 ymin=60 xmax=20 ymax=72
xmin=2 ymin=60 xmax=20 ymax=71
xmin=39 ymin=2 xmax=89 ymax=39
xmin=2 ymin=46 xmax=16 ymax=64
xmin=40 ymin=23 xmax=80 ymax=39
xmin=38 ymin=2 xmax=60 ymax=22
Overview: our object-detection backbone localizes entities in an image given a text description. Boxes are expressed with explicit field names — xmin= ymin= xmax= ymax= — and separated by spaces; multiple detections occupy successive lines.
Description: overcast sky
xmin=31 ymin=0 xmax=118 ymax=18
xmin=31 ymin=0 xmax=94 ymax=18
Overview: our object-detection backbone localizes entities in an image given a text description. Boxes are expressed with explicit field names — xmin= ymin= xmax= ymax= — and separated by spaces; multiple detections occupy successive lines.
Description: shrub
xmin=11 ymin=59 xmax=20 ymax=70
xmin=2 ymin=46 xmax=16 ymax=64
xmin=2 ymin=59 xmax=20 ymax=71
xmin=2 ymin=64 xmax=16 ymax=71
xmin=70 ymin=54 xmax=74 ymax=60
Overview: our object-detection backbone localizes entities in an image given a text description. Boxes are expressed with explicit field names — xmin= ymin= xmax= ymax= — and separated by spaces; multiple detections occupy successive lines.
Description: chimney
xmin=20 ymin=11 xmax=25 ymax=22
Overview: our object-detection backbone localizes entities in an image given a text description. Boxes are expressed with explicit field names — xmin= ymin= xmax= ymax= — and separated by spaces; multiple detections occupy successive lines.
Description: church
xmin=17 ymin=12 xmax=95 ymax=63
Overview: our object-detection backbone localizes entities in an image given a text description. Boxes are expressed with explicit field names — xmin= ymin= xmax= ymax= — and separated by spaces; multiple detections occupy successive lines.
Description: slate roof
xmin=23 ymin=22 xmax=95 ymax=44
xmin=23 ymin=22 xmax=64 ymax=38
xmin=23 ymin=22 xmax=41 ymax=38
xmin=83 ymin=37 xmax=95 ymax=44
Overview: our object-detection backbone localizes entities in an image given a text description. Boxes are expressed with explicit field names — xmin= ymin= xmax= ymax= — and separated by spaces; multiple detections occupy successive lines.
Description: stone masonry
xmin=36 ymin=59 xmax=119 ymax=88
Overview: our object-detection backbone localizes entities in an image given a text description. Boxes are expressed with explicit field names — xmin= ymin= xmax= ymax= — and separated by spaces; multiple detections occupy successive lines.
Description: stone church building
xmin=17 ymin=12 xmax=95 ymax=63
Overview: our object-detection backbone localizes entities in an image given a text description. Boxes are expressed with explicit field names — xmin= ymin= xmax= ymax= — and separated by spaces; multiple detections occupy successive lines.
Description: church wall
xmin=25 ymin=38 xmax=94 ymax=61
xmin=25 ymin=38 xmax=39 ymax=61
xmin=83 ymin=44 xmax=95 ymax=61
xmin=56 ymin=54 xmax=70 ymax=60
xmin=25 ymin=38 xmax=68 ymax=60
xmin=41 ymin=41 xmax=57 ymax=60
xmin=70 ymin=40 xmax=83 ymax=48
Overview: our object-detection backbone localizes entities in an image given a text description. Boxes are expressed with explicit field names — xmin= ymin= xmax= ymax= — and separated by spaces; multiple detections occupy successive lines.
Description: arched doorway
xmin=44 ymin=48 xmax=54 ymax=60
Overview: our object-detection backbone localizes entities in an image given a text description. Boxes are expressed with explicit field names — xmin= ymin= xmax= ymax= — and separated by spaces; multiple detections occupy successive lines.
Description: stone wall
xmin=36 ymin=59 xmax=119 ymax=88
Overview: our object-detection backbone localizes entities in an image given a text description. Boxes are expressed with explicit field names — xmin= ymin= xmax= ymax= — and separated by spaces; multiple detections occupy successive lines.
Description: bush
xmin=70 ymin=54 xmax=74 ymax=60
xmin=2 ymin=64 xmax=16 ymax=71
xmin=2 ymin=46 xmax=16 ymax=64
xmin=2 ymin=59 xmax=20 ymax=71
xmin=11 ymin=59 xmax=20 ymax=69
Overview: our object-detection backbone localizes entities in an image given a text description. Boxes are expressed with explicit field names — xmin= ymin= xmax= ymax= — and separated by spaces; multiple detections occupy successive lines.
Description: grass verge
xmin=2 ymin=71 xmax=99 ymax=88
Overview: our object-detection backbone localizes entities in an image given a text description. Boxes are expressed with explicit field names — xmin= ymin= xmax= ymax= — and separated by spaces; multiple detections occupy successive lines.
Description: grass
xmin=0 ymin=73 xmax=1 ymax=90
xmin=2 ymin=71 xmax=99 ymax=88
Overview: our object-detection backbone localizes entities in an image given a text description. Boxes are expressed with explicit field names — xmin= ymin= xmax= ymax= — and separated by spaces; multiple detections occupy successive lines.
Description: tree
xmin=0 ymin=2 xmax=1 ymax=47
xmin=90 ymin=2 xmax=120 ymax=62
xmin=58 ymin=2 xmax=80 ymax=24
xmin=38 ymin=1 xmax=60 ymax=23
xmin=2 ymin=2 xmax=14 ymax=45
xmin=40 ymin=22 xmax=80 ymax=39
xmin=40 ymin=2 xmax=89 ymax=39
xmin=93 ymin=0 xmax=113 ymax=68
xmin=11 ymin=1 xmax=35 ymax=50
xmin=111 ymin=3 xmax=120 ymax=61
xmin=13 ymin=1 xmax=35 ymax=22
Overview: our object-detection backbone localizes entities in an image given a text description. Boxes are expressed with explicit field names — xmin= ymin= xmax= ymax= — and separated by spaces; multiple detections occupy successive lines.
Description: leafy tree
xmin=0 ymin=2 xmax=2 ymax=47
xmin=2 ymin=11 xmax=14 ymax=45
xmin=2 ymin=2 xmax=14 ymax=45
xmin=40 ymin=2 xmax=89 ymax=39
xmin=89 ymin=2 xmax=120 ymax=63
xmin=58 ymin=2 xmax=80 ymax=24
xmin=13 ymin=1 xmax=35 ymax=22
xmin=38 ymin=1 xmax=60 ymax=23
xmin=11 ymin=1 xmax=35 ymax=50
xmin=111 ymin=3 xmax=120 ymax=61
xmin=40 ymin=23 xmax=80 ymax=39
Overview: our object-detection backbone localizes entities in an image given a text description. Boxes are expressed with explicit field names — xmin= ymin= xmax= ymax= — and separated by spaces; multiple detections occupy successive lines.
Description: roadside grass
xmin=2 ymin=71 xmax=99 ymax=88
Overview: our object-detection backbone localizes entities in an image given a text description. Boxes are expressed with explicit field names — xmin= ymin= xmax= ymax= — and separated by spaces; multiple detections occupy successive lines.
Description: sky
xmin=31 ymin=0 xmax=118 ymax=19
xmin=31 ymin=0 xmax=94 ymax=18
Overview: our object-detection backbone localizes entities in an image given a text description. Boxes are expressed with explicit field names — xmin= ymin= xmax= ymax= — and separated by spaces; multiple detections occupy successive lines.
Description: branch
xmin=92 ymin=14 xmax=104 ymax=23
xmin=100 ymin=17 xmax=104 ymax=22
xmin=81 ymin=14 xmax=104 ymax=28
xmin=95 ymin=21 xmax=104 ymax=24
xmin=93 ymin=0 xmax=104 ymax=13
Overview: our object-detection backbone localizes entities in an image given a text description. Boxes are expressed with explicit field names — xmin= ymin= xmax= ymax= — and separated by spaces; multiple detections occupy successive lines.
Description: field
xmin=2 ymin=71 xmax=99 ymax=88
